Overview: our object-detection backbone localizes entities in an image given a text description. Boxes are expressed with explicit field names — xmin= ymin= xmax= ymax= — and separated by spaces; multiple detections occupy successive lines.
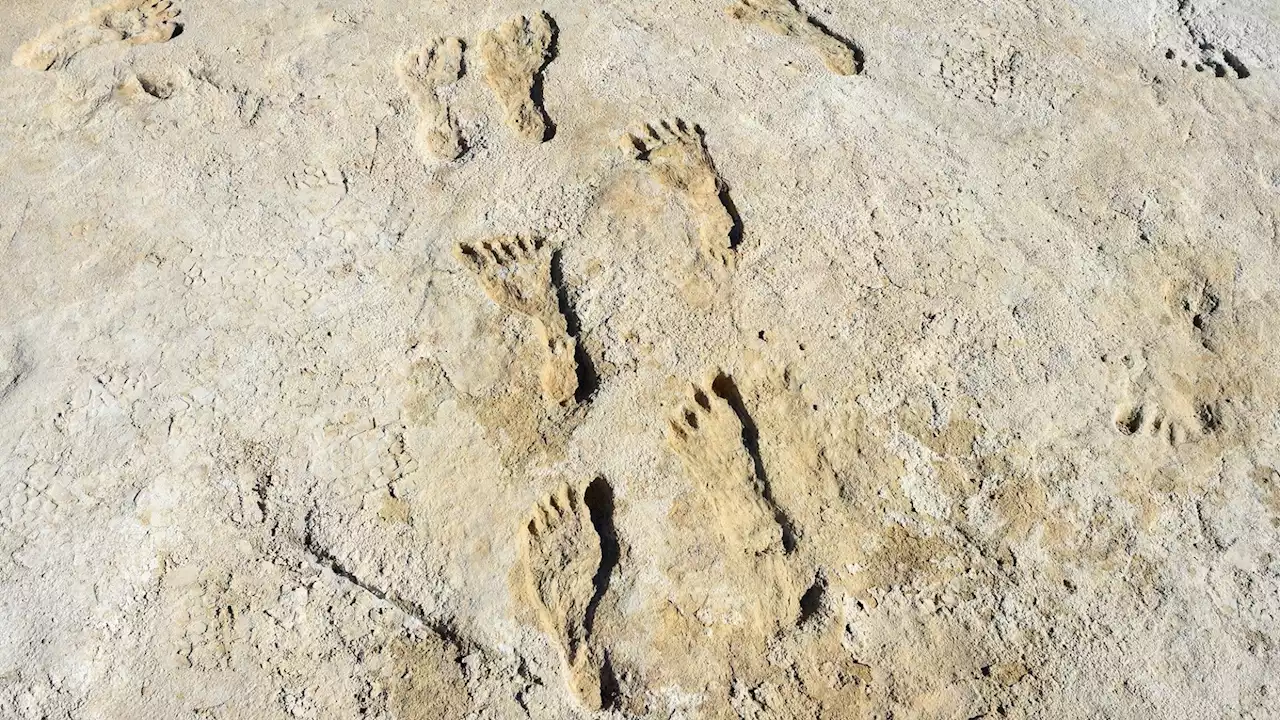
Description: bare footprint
xmin=520 ymin=482 xmax=605 ymax=709
xmin=1162 ymin=0 xmax=1250 ymax=80
xmin=453 ymin=235 xmax=578 ymax=405
xmin=478 ymin=11 xmax=555 ymax=142
xmin=727 ymin=0 xmax=862 ymax=75
xmin=1113 ymin=394 xmax=1219 ymax=446
xmin=622 ymin=119 xmax=737 ymax=269
xmin=13 ymin=0 xmax=181 ymax=72
xmin=396 ymin=36 xmax=465 ymax=161
xmin=666 ymin=375 xmax=783 ymax=555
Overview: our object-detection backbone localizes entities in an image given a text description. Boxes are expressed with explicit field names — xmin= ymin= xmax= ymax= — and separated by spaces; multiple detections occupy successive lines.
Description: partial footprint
xmin=165 ymin=564 xmax=239 ymax=670
xmin=454 ymin=235 xmax=579 ymax=405
xmin=396 ymin=36 xmax=465 ymax=161
xmin=520 ymin=482 xmax=608 ymax=709
xmin=386 ymin=630 xmax=473 ymax=719
xmin=1162 ymin=275 xmax=1220 ymax=350
xmin=622 ymin=119 xmax=737 ymax=269
xmin=287 ymin=162 xmax=347 ymax=220
xmin=1113 ymin=393 xmax=1219 ymax=446
xmin=478 ymin=12 xmax=556 ymax=142
xmin=1162 ymin=44 xmax=1249 ymax=79
xmin=666 ymin=374 xmax=783 ymax=555
xmin=13 ymin=0 xmax=181 ymax=71
xmin=1161 ymin=0 xmax=1251 ymax=80
xmin=727 ymin=0 xmax=861 ymax=75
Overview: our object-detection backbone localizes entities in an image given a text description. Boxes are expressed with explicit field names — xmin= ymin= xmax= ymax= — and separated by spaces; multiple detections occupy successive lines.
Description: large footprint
xmin=396 ymin=36 xmax=465 ymax=161
xmin=666 ymin=375 xmax=783 ymax=555
xmin=520 ymin=482 xmax=606 ymax=709
xmin=13 ymin=0 xmax=181 ymax=71
xmin=453 ymin=235 xmax=579 ymax=405
xmin=727 ymin=0 xmax=861 ymax=75
xmin=622 ymin=119 xmax=736 ymax=269
xmin=478 ymin=11 xmax=556 ymax=142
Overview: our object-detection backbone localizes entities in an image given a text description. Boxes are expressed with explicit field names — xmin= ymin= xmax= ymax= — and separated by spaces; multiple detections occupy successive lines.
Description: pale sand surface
xmin=1 ymin=0 xmax=1279 ymax=717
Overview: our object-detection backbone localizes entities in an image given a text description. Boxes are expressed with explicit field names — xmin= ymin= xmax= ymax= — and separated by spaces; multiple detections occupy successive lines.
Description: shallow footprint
xmin=520 ymin=482 xmax=605 ymax=709
xmin=1113 ymin=395 xmax=1219 ymax=447
xmin=396 ymin=36 xmax=465 ymax=161
xmin=478 ymin=11 xmax=556 ymax=142
xmin=727 ymin=0 xmax=861 ymax=75
xmin=622 ymin=119 xmax=736 ymax=269
xmin=666 ymin=374 xmax=782 ymax=555
xmin=453 ymin=235 xmax=578 ymax=405
xmin=13 ymin=0 xmax=181 ymax=72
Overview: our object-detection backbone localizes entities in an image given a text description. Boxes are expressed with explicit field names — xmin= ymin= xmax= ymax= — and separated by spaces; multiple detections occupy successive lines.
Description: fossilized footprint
xmin=623 ymin=119 xmax=737 ymax=269
xmin=13 ymin=0 xmax=181 ymax=71
xmin=396 ymin=36 xmax=465 ymax=161
xmin=520 ymin=482 xmax=606 ymax=709
xmin=478 ymin=11 xmax=556 ymax=141
xmin=1161 ymin=0 xmax=1250 ymax=80
xmin=454 ymin=235 xmax=578 ymax=405
xmin=1113 ymin=393 xmax=1219 ymax=446
xmin=1162 ymin=275 xmax=1220 ymax=350
xmin=666 ymin=375 xmax=783 ymax=555
xmin=727 ymin=0 xmax=861 ymax=75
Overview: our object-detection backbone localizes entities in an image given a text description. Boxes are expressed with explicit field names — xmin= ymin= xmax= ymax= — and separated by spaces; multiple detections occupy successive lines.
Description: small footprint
xmin=478 ymin=12 xmax=556 ymax=142
xmin=1113 ymin=394 xmax=1219 ymax=446
xmin=1162 ymin=276 xmax=1219 ymax=350
xmin=938 ymin=28 xmax=1024 ymax=106
xmin=396 ymin=36 xmax=465 ymax=161
xmin=1163 ymin=45 xmax=1250 ymax=79
xmin=622 ymin=119 xmax=737 ymax=269
xmin=454 ymin=235 xmax=579 ymax=405
xmin=3 ymin=474 xmax=63 ymax=536
xmin=726 ymin=0 xmax=862 ymax=75
xmin=165 ymin=565 xmax=239 ymax=670
xmin=287 ymin=162 xmax=347 ymax=220
xmin=666 ymin=373 xmax=783 ymax=555
xmin=12 ymin=0 xmax=182 ymax=72
xmin=519 ymin=481 xmax=610 ymax=710
xmin=387 ymin=631 xmax=474 ymax=718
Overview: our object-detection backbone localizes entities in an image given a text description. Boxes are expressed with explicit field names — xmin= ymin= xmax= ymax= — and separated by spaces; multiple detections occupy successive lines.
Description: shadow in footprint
xmin=583 ymin=476 xmax=619 ymax=635
xmin=531 ymin=14 xmax=560 ymax=141
xmin=719 ymin=181 xmax=745 ymax=251
xmin=597 ymin=650 xmax=622 ymax=710
xmin=1218 ymin=48 xmax=1250 ymax=79
xmin=583 ymin=476 xmax=621 ymax=709
xmin=550 ymin=250 xmax=599 ymax=403
xmin=810 ymin=17 xmax=863 ymax=73
xmin=709 ymin=372 xmax=798 ymax=553
xmin=797 ymin=570 xmax=827 ymax=627
xmin=453 ymin=40 xmax=472 ymax=158
xmin=690 ymin=124 xmax=745 ymax=251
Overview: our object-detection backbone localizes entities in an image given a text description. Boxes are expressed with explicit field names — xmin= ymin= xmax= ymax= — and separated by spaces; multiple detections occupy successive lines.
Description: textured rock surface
xmin=2 ymin=0 xmax=1279 ymax=717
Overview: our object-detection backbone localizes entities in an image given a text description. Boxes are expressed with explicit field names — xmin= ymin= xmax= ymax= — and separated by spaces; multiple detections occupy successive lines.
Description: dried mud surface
xmin=2 ymin=0 xmax=1279 ymax=718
